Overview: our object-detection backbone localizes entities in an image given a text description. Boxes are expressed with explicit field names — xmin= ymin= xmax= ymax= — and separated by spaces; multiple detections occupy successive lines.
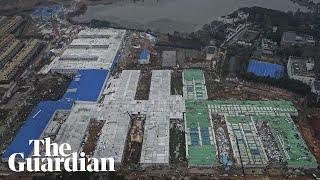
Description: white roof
xmin=55 ymin=103 xmax=98 ymax=155
xmin=47 ymin=28 xmax=126 ymax=71
xmin=93 ymin=70 xmax=185 ymax=165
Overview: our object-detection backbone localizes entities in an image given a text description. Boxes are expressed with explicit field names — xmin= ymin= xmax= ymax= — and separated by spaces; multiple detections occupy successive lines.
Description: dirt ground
xmin=171 ymin=70 xmax=183 ymax=95
xmin=310 ymin=117 xmax=320 ymax=140
xmin=82 ymin=120 xmax=104 ymax=156
xmin=297 ymin=114 xmax=320 ymax=165
xmin=205 ymin=77 xmax=300 ymax=101
xmin=135 ymin=71 xmax=151 ymax=100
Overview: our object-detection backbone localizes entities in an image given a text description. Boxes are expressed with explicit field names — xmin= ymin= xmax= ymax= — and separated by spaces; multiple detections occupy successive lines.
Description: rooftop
xmin=247 ymin=60 xmax=284 ymax=79
xmin=288 ymin=57 xmax=315 ymax=77
xmin=185 ymin=101 xmax=217 ymax=167
xmin=2 ymin=101 xmax=73 ymax=159
xmin=185 ymin=99 xmax=316 ymax=168
xmin=162 ymin=51 xmax=177 ymax=67
xmin=55 ymin=103 xmax=97 ymax=156
xmin=261 ymin=38 xmax=277 ymax=54
xmin=93 ymin=70 xmax=184 ymax=165
xmin=69 ymin=38 xmax=110 ymax=48
xmin=62 ymin=69 xmax=109 ymax=102
xmin=46 ymin=28 xmax=125 ymax=72
xmin=282 ymin=32 xmax=315 ymax=45
xmin=183 ymin=69 xmax=208 ymax=100
xmin=93 ymin=70 xmax=140 ymax=163
xmin=140 ymin=70 xmax=184 ymax=165
xmin=3 ymin=69 xmax=108 ymax=160
xmin=140 ymin=50 xmax=150 ymax=60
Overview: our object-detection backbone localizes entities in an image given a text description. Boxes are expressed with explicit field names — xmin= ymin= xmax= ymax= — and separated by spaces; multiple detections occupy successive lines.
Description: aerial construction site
xmin=0 ymin=6 xmax=320 ymax=179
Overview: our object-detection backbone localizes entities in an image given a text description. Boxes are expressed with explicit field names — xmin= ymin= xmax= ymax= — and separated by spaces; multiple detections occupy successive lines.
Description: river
xmin=73 ymin=0 xmax=307 ymax=33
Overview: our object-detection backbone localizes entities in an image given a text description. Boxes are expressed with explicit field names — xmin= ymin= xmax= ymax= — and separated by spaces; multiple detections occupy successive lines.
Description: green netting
xmin=185 ymin=97 xmax=317 ymax=168
xmin=185 ymin=101 xmax=210 ymax=128
xmin=268 ymin=117 xmax=318 ymax=168
xmin=184 ymin=71 xmax=315 ymax=168
xmin=184 ymin=69 xmax=204 ymax=81
xmin=184 ymin=69 xmax=206 ymax=100
xmin=188 ymin=145 xmax=216 ymax=166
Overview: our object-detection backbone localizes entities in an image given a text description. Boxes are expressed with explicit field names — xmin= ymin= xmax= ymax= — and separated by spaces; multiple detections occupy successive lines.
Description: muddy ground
xmin=310 ymin=117 xmax=320 ymax=140
xmin=135 ymin=71 xmax=151 ymax=100
xmin=296 ymin=110 xmax=320 ymax=166
xmin=171 ymin=70 xmax=183 ymax=95
xmin=82 ymin=120 xmax=104 ymax=156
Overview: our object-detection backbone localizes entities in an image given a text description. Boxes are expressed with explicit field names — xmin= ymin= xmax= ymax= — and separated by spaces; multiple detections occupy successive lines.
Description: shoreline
xmin=68 ymin=0 xmax=314 ymax=34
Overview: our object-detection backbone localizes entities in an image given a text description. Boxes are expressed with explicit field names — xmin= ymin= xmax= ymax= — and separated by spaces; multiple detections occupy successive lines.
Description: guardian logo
xmin=8 ymin=138 xmax=115 ymax=172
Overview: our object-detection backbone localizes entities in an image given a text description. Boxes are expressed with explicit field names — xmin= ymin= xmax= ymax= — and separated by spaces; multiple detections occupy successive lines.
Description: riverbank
xmin=71 ymin=0 xmax=307 ymax=33
xmin=67 ymin=5 xmax=320 ymax=49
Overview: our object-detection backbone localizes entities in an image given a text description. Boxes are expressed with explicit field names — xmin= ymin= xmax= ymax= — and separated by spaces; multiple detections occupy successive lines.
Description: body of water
xmin=74 ymin=0 xmax=307 ymax=33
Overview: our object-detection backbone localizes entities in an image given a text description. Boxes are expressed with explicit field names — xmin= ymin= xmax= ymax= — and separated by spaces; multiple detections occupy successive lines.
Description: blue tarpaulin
xmin=247 ymin=60 xmax=284 ymax=78
xmin=140 ymin=50 xmax=150 ymax=60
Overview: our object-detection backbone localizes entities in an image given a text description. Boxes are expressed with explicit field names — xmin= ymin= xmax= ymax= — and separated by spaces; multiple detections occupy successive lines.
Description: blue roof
xmin=62 ymin=69 xmax=109 ymax=102
xmin=2 ymin=101 xmax=72 ymax=158
xmin=2 ymin=69 xmax=108 ymax=159
xmin=140 ymin=50 xmax=150 ymax=60
xmin=247 ymin=60 xmax=284 ymax=78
